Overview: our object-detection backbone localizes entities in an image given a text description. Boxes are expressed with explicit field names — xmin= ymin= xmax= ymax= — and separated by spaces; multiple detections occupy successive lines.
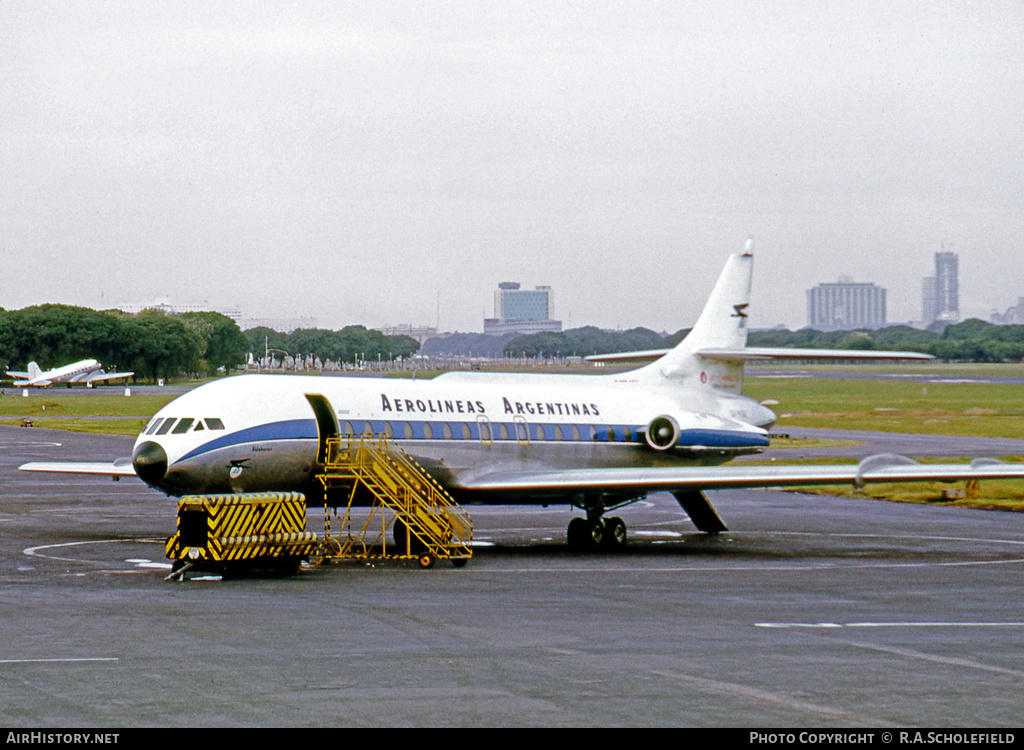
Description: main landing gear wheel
xmin=567 ymin=517 xmax=589 ymax=551
xmin=567 ymin=516 xmax=628 ymax=552
xmin=603 ymin=516 xmax=627 ymax=551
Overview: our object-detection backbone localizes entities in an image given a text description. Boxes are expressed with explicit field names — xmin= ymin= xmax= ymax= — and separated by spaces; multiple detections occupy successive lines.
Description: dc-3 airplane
xmin=20 ymin=241 xmax=1024 ymax=549
xmin=6 ymin=359 xmax=134 ymax=388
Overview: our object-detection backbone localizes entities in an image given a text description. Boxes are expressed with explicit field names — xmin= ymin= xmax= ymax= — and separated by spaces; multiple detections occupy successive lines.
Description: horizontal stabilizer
xmin=698 ymin=347 xmax=934 ymax=362
xmin=20 ymin=459 xmax=137 ymax=478
xmin=588 ymin=347 xmax=934 ymax=365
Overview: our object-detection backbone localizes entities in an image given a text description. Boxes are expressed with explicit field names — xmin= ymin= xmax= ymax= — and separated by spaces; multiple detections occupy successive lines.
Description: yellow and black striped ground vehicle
xmin=165 ymin=492 xmax=318 ymax=580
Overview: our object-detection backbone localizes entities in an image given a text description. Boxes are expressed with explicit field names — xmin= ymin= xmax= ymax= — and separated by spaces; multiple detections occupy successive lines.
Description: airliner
xmin=21 ymin=241 xmax=1024 ymax=549
xmin=7 ymin=359 xmax=134 ymax=388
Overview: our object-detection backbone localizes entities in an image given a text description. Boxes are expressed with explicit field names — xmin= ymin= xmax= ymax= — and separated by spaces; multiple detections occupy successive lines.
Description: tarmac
xmin=2 ymin=424 xmax=1024 ymax=727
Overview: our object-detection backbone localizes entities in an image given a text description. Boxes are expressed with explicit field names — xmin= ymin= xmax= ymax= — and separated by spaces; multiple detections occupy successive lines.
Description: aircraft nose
xmin=133 ymin=441 xmax=168 ymax=485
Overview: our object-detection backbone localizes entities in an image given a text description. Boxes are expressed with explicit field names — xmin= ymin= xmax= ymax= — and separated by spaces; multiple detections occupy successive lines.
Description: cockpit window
xmin=205 ymin=418 xmax=225 ymax=430
xmin=156 ymin=419 xmax=176 ymax=435
xmin=145 ymin=418 xmax=165 ymax=435
xmin=171 ymin=418 xmax=194 ymax=434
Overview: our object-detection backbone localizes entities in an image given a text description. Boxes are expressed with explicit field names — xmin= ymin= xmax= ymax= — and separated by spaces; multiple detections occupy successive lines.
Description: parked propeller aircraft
xmin=6 ymin=359 xmax=134 ymax=388
xmin=20 ymin=241 xmax=1024 ymax=549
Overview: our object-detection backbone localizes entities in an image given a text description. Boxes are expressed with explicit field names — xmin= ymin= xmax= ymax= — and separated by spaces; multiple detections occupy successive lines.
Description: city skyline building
xmin=991 ymin=297 xmax=1024 ymax=325
xmin=922 ymin=250 xmax=960 ymax=325
xmin=240 ymin=315 xmax=319 ymax=333
xmin=484 ymin=281 xmax=562 ymax=335
xmin=806 ymin=277 xmax=887 ymax=331
xmin=376 ymin=324 xmax=440 ymax=344
xmin=117 ymin=300 xmax=242 ymax=324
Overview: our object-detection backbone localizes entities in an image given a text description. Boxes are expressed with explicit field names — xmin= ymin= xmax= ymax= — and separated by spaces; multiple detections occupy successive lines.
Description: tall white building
xmin=806 ymin=278 xmax=887 ymax=331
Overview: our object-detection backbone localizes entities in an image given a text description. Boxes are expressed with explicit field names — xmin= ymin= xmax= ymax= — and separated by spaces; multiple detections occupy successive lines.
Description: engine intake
xmin=644 ymin=415 xmax=680 ymax=451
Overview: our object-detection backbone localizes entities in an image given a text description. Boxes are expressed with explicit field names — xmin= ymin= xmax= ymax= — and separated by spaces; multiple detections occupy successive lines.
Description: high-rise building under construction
xmin=922 ymin=250 xmax=959 ymax=324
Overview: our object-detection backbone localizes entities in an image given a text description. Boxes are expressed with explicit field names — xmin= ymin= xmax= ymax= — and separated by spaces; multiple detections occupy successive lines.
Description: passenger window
xmin=443 ymin=423 xmax=453 ymax=440
xmin=205 ymin=418 xmax=225 ymax=430
xmin=172 ymin=418 xmax=194 ymax=434
xmin=156 ymin=419 xmax=176 ymax=435
xmin=404 ymin=422 xmax=414 ymax=440
xmin=535 ymin=424 xmax=546 ymax=441
xmin=384 ymin=422 xmax=394 ymax=438
xmin=554 ymin=425 xmax=564 ymax=441
xmin=499 ymin=424 xmax=509 ymax=440
xmin=423 ymin=423 xmax=433 ymax=440
xmin=462 ymin=423 xmax=472 ymax=440
xmin=571 ymin=425 xmax=581 ymax=441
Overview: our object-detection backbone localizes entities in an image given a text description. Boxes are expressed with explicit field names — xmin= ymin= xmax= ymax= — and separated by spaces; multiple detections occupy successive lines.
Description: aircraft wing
xmin=587 ymin=347 xmax=934 ymax=365
xmin=83 ymin=371 xmax=135 ymax=383
xmin=696 ymin=347 xmax=934 ymax=362
xmin=456 ymin=455 xmax=1024 ymax=495
xmin=19 ymin=458 xmax=137 ymax=478
xmin=6 ymin=370 xmax=29 ymax=378
xmin=584 ymin=348 xmax=674 ymax=364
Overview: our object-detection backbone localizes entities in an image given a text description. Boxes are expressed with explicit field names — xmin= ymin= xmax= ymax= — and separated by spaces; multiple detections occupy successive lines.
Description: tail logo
xmin=732 ymin=303 xmax=749 ymax=328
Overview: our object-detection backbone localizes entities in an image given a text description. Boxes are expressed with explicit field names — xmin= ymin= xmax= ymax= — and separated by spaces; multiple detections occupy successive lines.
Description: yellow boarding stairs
xmin=316 ymin=434 xmax=473 ymax=568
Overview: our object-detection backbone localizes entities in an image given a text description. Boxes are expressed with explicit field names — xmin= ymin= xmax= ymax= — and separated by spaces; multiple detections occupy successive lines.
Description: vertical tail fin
xmin=680 ymin=239 xmax=753 ymax=353
xmin=633 ymin=239 xmax=753 ymax=392
xmin=28 ymin=362 xmax=42 ymax=381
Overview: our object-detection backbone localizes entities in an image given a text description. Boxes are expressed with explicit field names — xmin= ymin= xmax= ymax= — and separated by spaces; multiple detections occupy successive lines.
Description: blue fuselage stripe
xmin=172 ymin=418 xmax=768 ymax=464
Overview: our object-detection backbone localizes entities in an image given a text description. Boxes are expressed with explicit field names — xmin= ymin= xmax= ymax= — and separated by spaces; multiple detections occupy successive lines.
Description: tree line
xmin=0 ymin=305 xmax=420 ymax=384
xmin=244 ymin=326 xmax=419 ymax=366
xmin=747 ymin=320 xmax=1024 ymax=361
xmin=504 ymin=326 xmax=669 ymax=358
xmin=505 ymin=320 xmax=1024 ymax=362
xmin=0 ymin=305 xmax=249 ymax=383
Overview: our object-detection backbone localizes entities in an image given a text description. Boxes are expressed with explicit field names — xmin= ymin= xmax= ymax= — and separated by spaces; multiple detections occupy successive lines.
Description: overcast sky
xmin=2 ymin=1 xmax=1022 ymax=333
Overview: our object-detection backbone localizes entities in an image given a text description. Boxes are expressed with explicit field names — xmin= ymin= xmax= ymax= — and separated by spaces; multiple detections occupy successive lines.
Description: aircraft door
xmin=476 ymin=416 xmax=493 ymax=445
xmin=513 ymin=416 xmax=530 ymax=444
xmin=304 ymin=393 xmax=340 ymax=465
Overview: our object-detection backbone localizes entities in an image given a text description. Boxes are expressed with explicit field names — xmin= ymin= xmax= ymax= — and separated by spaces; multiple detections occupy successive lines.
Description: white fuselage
xmin=131 ymin=372 xmax=772 ymax=504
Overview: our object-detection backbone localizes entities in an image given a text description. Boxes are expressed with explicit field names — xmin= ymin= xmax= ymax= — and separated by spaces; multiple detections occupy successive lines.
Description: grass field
xmin=743 ymin=368 xmax=1024 ymax=510
xmin=745 ymin=374 xmax=1024 ymax=439
xmin=0 ymin=393 xmax=178 ymax=435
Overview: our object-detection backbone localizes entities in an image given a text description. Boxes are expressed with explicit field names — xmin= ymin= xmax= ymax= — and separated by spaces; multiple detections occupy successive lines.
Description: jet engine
xmin=644 ymin=415 xmax=680 ymax=451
